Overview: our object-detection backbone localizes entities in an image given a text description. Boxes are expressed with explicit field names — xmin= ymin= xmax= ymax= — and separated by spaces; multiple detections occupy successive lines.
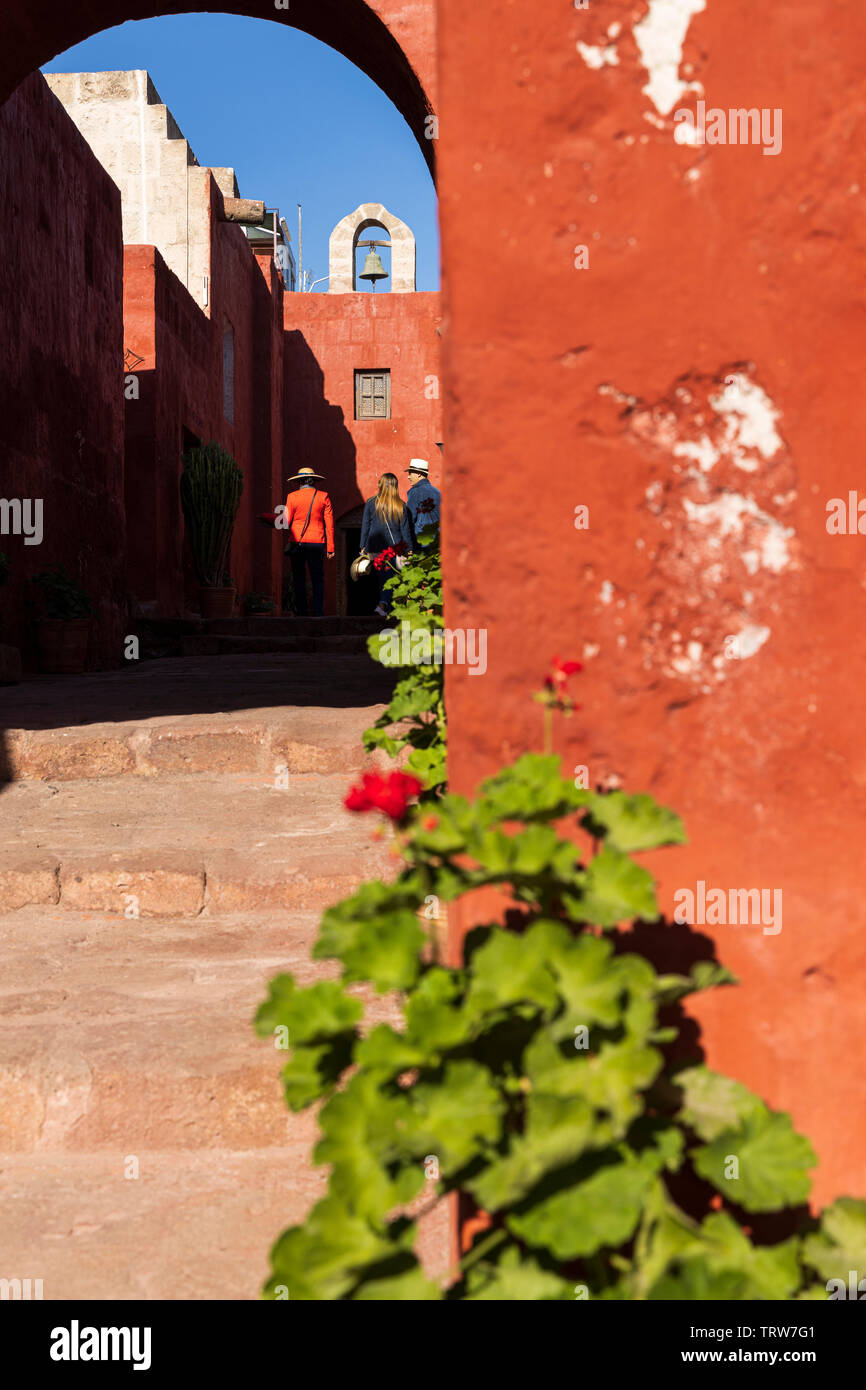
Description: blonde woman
xmin=359 ymin=473 xmax=413 ymax=616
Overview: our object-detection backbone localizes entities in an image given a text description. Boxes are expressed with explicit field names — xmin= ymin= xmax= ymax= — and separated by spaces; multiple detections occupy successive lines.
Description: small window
xmin=222 ymin=320 xmax=235 ymax=424
xmin=355 ymin=370 xmax=391 ymax=420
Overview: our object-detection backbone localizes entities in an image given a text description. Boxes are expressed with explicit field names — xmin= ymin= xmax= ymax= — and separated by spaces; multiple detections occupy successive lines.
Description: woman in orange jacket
xmin=284 ymin=467 xmax=335 ymax=616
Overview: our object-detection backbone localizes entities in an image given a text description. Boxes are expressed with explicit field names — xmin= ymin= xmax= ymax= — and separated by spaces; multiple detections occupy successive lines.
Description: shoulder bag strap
xmin=298 ymin=490 xmax=317 ymax=542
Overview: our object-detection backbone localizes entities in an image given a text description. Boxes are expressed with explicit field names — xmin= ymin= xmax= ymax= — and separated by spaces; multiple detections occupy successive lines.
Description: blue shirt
xmin=406 ymin=479 xmax=441 ymax=541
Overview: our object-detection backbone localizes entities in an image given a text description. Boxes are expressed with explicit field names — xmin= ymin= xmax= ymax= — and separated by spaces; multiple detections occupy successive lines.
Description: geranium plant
xmin=256 ymin=667 xmax=866 ymax=1299
xmin=363 ymin=527 xmax=445 ymax=796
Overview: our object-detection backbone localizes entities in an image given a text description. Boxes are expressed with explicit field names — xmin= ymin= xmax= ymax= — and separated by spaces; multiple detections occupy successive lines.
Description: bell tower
xmin=328 ymin=202 xmax=416 ymax=293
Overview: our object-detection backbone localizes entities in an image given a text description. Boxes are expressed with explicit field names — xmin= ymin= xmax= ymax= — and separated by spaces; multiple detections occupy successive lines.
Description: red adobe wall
xmin=438 ymin=0 xmax=866 ymax=1206
xmin=0 ymin=73 xmax=125 ymax=669
xmin=123 ymin=180 xmax=285 ymax=618
xmin=284 ymin=290 xmax=442 ymax=610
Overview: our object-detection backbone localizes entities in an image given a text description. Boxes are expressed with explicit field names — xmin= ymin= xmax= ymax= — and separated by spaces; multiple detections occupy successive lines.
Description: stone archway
xmin=0 ymin=0 xmax=437 ymax=176
xmin=329 ymin=202 xmax=416 ymax=293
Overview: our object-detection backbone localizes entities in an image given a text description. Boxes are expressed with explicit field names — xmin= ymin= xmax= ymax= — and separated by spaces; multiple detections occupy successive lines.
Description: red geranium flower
xmin=373 ymin=547 xmax=397 ymax=571
xmin=344 ymin=770 xmax=424 ymax=822
xmin=544 ymin=655 xmax=583 ymax=692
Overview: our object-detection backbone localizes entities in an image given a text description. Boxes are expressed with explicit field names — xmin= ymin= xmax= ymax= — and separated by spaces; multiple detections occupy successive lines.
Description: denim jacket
xmin=406 ymin=479 xmax=441 ymax=541
xmin=360 ymin=498 xmax=414 ymax=555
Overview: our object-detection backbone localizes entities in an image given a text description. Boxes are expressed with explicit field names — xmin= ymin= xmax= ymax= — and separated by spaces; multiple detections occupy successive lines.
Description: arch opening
xmin=0 ymin=1 xmax=437 ymax=178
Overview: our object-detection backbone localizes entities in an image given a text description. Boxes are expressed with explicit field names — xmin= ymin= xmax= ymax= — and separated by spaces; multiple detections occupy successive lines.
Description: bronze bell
xmin=359 ymin=250 xmax=388 ymax=286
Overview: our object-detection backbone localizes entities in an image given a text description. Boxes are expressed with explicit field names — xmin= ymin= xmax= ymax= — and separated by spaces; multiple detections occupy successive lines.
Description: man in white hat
xmin=404 ymin=458 xmax=441 ymax=542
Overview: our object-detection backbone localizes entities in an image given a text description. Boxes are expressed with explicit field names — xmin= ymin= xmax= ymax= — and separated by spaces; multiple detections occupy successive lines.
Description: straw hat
xmin=405 ymin=458 xmax=430 ymax=475
xmin=287 ymin=466 xmax=325 ymax=483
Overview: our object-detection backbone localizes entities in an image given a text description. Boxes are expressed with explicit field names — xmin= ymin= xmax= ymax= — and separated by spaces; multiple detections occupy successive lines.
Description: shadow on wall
xmin=283 ymin=330 xmax=362 ymax=519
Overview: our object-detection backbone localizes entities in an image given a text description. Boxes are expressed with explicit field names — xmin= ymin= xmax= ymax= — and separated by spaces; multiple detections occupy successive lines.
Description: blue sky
xmin=42 ymin=12 xmax=439 ymax=292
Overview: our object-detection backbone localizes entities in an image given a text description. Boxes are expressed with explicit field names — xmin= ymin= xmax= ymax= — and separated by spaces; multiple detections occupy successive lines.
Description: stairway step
xmin=0 ymin=773 xmax=393 ymax=915
xmin=0 ymin=1148 xmax=450 ymax=1299
xmin=134 ymin=616 xmax=385 ymax=659
xmin=3 ymin=653 xmax=397 ymax=782
xmin=0 ymin=909 xmax=402 ymax=1154
xmin=5 ymin=721 xmax=386 ymax=782
xmin=179 ymin=634 xmax=372 ymax=657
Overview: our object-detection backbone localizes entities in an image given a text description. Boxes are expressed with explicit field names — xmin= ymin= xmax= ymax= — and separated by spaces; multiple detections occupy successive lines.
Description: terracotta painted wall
xmin=283 ymin=290 xmax=442 ymax=609
xmin=438 ymin=0 xmax=866 ymax=1206
xmin=0 ymin=73 xmax=124 ymax=668
xmin=123 ymin=179 xmax=286 ymax=617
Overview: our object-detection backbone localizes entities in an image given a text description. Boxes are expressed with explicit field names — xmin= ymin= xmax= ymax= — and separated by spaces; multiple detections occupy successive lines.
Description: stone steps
xmin=0 ymin=654 xmax=445 ymax=1298
xmin=0 ymin=1151 xmax=450 ymax=1300
xmin=0 ymin=771 xmax=392 ymax=915
xmin=1 ymin=652 xmax=396 ymax=783
xmin=176 ymin=634 xmax=372 ymax=658
xmin=5 ymin=710 xmax=388 ymax=783
xmin=134 ymin=616 xmax=385 ymax=661
xmin=0 ymin=910 xmax=449 ymax=1300
xmin=0 ymin=908 xmax=402 ymax=1153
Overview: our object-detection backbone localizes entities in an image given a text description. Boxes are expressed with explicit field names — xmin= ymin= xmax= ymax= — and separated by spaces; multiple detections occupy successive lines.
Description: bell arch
xmin=0 ymin=0 xmax=437 ymax=178
xmin=329 ymin=203 xmax=416 ymax=293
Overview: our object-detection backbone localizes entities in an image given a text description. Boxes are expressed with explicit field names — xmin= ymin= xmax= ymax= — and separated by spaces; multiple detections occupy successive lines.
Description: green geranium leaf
xmin=314 ymin=904 xmax=426 ymax=992
xmin=508 ymin=1154 xmax=658 ymax=1259
xmin=692 ymin=1111 xmax=816 ymax=1211
xmin=648 ymin=1212 xmax=801 ymax=1301
xmin=545 ymin=928 xmax=639 ymax=1031
xmin=350 ymin=1263 xmax=442 ymax=1300
xmin=279 ymin=1038 xmax=355 ymax=1111
xmin=581 ymin=791 xmax=686 ymax=852
xmin=655 ymin=961 xmax=737 ymax=1004
xmin=408 ymin=1061 xmax=505 ymax=1172
xmin=477 ymin=753 xmax=590 ymax=823
xmin=802 ymin=1198 xmax=866 ymax=1285
xmin=572 ymin=845 xmax=659 ymax=926
xmin=314 ymin=1070 xmax=420 ymax=1220
xmin=354 ymin=1024 xmax=428 ymax=1073
xmin=405 ymin=967 xmax=473 ymax=1052
xmin=676 ymin=1065 xmax=768 ymax=1142
xmin=464 ymin=927 xmax=559 ymax=1020
xmin=465 ymin=1244 xmax=573 ymax=1301
xmin=266 ymin=1197 xmax=397 ymax=1301
xmin=469 ymin=1089 xmax=597 ymax=1210
xmin=255 ymin=975 xmax=362 ymax=1044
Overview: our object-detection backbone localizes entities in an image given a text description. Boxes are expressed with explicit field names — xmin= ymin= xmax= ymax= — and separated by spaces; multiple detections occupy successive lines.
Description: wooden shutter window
xmin=355 ymin=370 xmax=391 ymax=420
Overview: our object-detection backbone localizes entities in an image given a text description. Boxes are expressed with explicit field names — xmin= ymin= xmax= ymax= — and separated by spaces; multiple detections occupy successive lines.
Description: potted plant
xmin=180 ymin=441 xmax=243 ymax=620
xmin=31 ymin=564 xmax=93 ymax=674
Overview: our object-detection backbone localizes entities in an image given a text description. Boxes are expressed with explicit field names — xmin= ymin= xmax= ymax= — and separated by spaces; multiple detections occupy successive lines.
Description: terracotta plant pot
xmin=36 ymin=619 xmax=91 ymax=674
xmin=199 ymin=586 xmax=236 ymax=620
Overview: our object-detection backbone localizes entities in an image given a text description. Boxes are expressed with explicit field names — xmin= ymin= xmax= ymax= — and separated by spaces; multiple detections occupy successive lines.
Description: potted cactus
xmin=180 ymin=441 xmax=244 ymax=620
xmin=31 ymin=564 xmax=93 ymax=674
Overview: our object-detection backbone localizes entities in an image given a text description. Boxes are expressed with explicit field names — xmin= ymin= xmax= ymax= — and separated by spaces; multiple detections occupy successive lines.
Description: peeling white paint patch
xmin=734 ymin=623 xmax=770 ymax=660
xmin=577 ymin=42 xmax=619 ymax=70
xmin=709 ymin=375 xmax=783 ymax=471
xmin=673 ymin=435 xmax=717 ymax=473
xmin=683 ymin=493 xmax=795 ymax=573
xmin=633 ymin=0 xmax=706 ymax=116
xmin=598 ymin=382 xmax=638 ymax=406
